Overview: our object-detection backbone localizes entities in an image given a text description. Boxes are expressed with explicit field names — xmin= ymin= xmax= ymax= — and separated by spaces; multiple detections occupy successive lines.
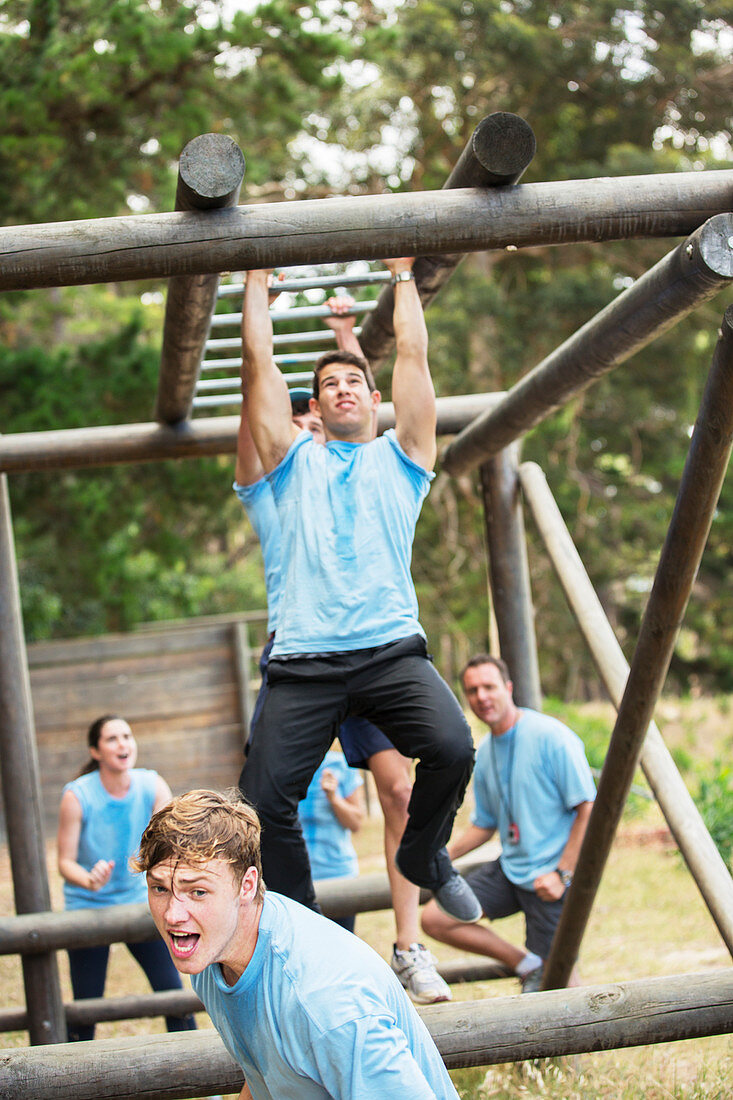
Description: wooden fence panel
xmin=1 ymin=618 xmax=266 ymax=836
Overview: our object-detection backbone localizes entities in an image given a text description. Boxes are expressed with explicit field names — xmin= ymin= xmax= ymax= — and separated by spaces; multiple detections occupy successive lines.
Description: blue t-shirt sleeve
xmin=310 ymin=1015 xmax=448 ymax=1099
xmin=382 ymin=428 xmax=435 ymax=492
xmin=265 ymin=429 xmax=313 ymax=498
xmin=335 ymin=758 xmax=363 ymax=799
xmin=546 ymin=730 xmax=596 ymax=811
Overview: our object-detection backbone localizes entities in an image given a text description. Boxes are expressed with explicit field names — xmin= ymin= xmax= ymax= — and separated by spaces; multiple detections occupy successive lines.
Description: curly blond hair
xmin=133 ymin=789 xmax=265 ymax=902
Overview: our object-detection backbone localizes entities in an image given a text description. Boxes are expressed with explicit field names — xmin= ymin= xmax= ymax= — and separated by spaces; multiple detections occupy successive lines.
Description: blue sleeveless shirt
xmin=62 ymin=768 xmax=158 ymax=909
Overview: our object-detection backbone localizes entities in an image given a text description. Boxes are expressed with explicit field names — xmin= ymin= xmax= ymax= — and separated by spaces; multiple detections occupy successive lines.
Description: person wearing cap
xmin=237 ymin=258 xmax=480 ymax=931
xmin=233 ymin=293 xmax=452 ymax=1005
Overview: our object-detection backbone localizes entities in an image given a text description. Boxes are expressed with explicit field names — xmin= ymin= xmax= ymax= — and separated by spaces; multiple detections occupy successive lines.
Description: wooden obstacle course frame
xmin=1 ymin=118 xmax=732 ymax=1073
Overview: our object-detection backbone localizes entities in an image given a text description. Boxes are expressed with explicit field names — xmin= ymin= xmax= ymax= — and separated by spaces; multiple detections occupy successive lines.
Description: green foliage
xmin=1 ymin=324 xmax=268 ymax=639
xmin=694 ymin=763 xmax=733 ymax=872
xmin=0 ymin=0 xmax=352 ymax=224
xmin=3 ymin=0 xmax=733 ymax=696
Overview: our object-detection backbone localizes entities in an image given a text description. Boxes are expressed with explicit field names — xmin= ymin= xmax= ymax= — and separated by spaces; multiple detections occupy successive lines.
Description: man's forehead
xmin=147 ymin=858 xmax=228 ymax=882
xmin=466 ymin=663 xmax=505 ymax=685
xmin=320 ymin=362 xmax=365 ymax=382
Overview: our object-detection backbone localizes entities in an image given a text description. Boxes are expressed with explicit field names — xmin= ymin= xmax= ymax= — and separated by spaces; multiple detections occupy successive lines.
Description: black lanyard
xmin=489 ymin=719 xmax=520 ymax=844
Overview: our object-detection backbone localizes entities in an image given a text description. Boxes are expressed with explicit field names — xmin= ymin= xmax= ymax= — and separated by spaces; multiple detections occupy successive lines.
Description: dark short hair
xmin=461 ymin=654 xmax=511 ymax=686
xmin=312 ymin=350 xmax=376 ymax=398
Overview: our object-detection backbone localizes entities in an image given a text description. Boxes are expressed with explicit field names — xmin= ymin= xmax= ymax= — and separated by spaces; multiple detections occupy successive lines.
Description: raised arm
xmin=385 ymin=258 xmax=437 ymax=472
xmin=324 ymin=295 xmax=364 ymax=357
xmin=235 ymin=390 xmax=265 ymax=486
xmin=241 ymin=270 xmax=300 ymax=473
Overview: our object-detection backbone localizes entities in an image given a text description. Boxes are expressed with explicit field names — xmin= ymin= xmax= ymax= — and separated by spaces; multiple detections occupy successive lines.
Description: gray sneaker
xmin=520 ymin=964 xmax=544 ymax=993
xmin=433 ymin=871 xmax=482 ymax=923
xmin=391 ymin=943 xmax=453 ymax=1005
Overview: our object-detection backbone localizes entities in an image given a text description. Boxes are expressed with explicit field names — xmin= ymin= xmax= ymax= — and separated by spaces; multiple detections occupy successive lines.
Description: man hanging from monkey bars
xmin=233 ymin=292 xmax=451 ymax=1004
xmin=238 ymin=257 xmax=481 ymax=925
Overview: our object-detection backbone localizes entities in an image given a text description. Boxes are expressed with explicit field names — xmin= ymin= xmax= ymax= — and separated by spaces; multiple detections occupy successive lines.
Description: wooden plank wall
xmin=18 ymin=617 xmax=267 ymax=836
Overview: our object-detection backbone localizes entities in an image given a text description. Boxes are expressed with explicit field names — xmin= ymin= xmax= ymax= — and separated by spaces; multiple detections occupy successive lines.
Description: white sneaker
xmin=391 ymin=943 xmax=452 ymax=1005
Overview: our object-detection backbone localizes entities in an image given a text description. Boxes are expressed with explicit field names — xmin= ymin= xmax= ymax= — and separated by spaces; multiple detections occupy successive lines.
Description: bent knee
xmin=421 ymin=899 xmax=452 ymax=940
xmin=378 ymin=777 xmax=413 ymax=820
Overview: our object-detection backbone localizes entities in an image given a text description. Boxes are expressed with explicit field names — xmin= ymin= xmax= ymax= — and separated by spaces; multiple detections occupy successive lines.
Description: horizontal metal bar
xmin=200 ymin=350 xmax=324 ymax=373
xmin=193 ymin=381 xmax=313 ymax=407
xmin=217 ymin=270 xmax=392 ymax=296
xmin=209 ymin=298 xmax=378 ymax=328
xmin=3 ymin=171 xmax=732 ymax=290
xmin=207 ymin=327 xmax=354 ymax=353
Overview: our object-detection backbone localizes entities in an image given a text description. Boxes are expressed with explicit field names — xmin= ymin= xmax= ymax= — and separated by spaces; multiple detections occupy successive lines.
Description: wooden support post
xmin=478 ymin=444 xmax=541 ymax=707
xmin=358 ymin=112 xmax=536 ymax=369
xmin=442 ymin=213 xmax=733 ymax=475
xmin=155 ymin=134 xmax=245 ymax=425
xmin=1 ymin=171 xmax=732 ymax=291
xmin=232 ymin=621 xmax=252 ymax=746
xmin=1 ymin=971 xmax=730 ymax=1098
xmin=0 ymin=474 xmax=65 ymax=1044
xmin=518 ymin=460 xmax=733 ymax=957
xmin=541 ymin=305 xmax=733 ymax=990
xmin=0 ymin=394 xmax=503 ymax=475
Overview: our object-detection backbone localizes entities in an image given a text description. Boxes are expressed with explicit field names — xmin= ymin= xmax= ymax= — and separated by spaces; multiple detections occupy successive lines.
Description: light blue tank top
xmin=62 ymin=768 xmax=158 ymax=909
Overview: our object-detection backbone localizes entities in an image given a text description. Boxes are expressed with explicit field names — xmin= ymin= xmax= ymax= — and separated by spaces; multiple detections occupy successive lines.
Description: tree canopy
xmin=2 ymin=0 xmax=732 ymax=696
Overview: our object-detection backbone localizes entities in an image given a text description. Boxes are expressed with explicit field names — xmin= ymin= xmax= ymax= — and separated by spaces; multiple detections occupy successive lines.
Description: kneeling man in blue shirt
xmin=137 ymin=789 xmax=459 ymax=1100
xmin=422 ymin=654 xmax=596 ymax=993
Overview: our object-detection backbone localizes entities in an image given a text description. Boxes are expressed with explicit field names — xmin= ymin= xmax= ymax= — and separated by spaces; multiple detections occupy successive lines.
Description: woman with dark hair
xmin=57 ymin=714 xmax=196 ymax=1041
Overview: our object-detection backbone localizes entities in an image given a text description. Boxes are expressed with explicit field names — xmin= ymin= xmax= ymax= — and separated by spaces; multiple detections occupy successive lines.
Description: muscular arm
xmin=57 ymin=789 xmax=114 ymax=891
xmin=447 ymin=823 xmax=495 ymax=861
xmin=235 ymin=391 xmax=265 ymax=486
xmin=534 ymin=800 xmax=594 ymax=901
xmin=241 ymin=270 xmax=299 ymax=473
xmin=385 ymin=258 xmax=437 ymax=472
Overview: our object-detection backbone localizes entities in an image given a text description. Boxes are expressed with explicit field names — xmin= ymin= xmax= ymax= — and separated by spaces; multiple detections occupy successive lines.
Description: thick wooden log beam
xmin=442 ymin=212 xmax=733 ymax=475
xmin=358 ymin=112 xmax=536 ymax=369
xmin=542 ymin=305 xmax=733 ymax=991
xmin=0 ymin=855 xmax=487 ymax=956
xmin=1 ymin=971 xmax=730 ymax=1098
xmin=0 ymin=394 xmax=502 ymax=475
xmin=0 ymin=958 xmax=512 ymax=1034
xmin=518 ymin=460 xmax=733 ymax=957
xmin=0 ymin=171 xmax=731 ymax=291
xmin=0 ymin=476 xmax=66 ymax=1045
xmin=155 ymin=134 xmax=245 ymax=425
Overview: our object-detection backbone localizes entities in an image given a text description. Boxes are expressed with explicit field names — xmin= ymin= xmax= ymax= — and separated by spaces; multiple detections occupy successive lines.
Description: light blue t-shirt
xmin=62 ymin=768 xmax=158 ymax=910
xmin=192 ymin=892 xmax=458 ymax=1100
xmin=233 ymin=478 xmax=281 ymax=635
xmin=471 ymin=709 xmax=596 ymax=889
xmin=267 ymin=429 xmax=434 ymax=657
xmin=300 ymin=751 xmax=362 ymax=881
